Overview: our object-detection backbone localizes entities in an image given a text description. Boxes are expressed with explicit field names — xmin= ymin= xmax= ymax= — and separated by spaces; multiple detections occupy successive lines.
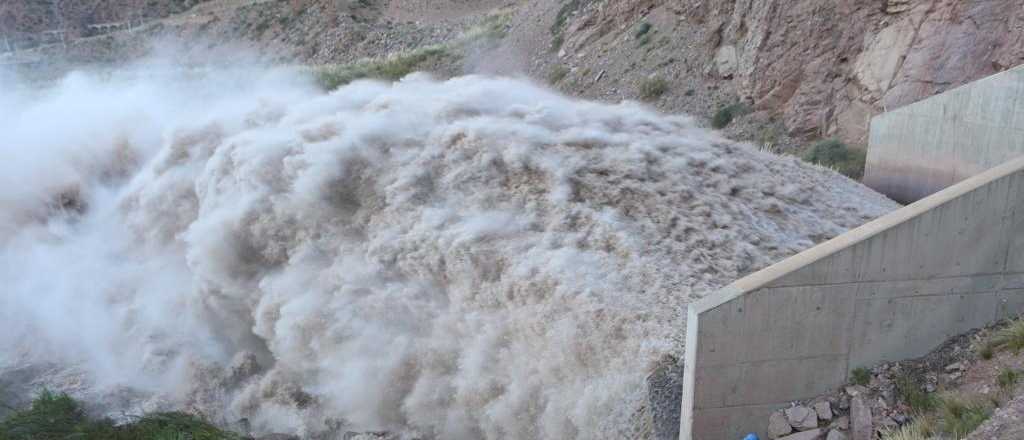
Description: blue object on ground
xmin=743 ymin=434 xmax=760 ymax=440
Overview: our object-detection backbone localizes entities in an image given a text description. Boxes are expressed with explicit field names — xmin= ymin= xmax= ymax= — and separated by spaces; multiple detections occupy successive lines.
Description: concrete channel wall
xmin=679 ymin=156 xmax=1024 ymax=440
xmin=864 ymin=64 xmax=1024 ymax=204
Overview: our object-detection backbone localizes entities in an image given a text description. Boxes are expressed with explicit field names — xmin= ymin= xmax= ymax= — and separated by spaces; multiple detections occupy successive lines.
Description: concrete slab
xmin=680 ymin=156 xmax=1024 ymax=440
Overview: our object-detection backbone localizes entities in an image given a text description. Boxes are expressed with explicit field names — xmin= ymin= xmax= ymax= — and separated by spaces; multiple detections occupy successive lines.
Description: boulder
xmin=769 ymin=410 xmax=794 ymax=439
xmin=814 ymin=401 xmax=833 ymax=421
xmin=778 ymin=429 xmax=824 ymax=440
xmin=833 ymin=416 xmax=850 ymax=431
xmin=844 ymin=385 xmax=868 ymax=397
xmin=826 ymin=429 xmax=847 ymax=440
xmin=786 ymin=405 xmax=818 ymax=430
xmin=850 ymin=397 xmax=873 ymax=440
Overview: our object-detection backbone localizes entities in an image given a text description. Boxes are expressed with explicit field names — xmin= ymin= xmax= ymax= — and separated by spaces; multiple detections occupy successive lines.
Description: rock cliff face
xmin=549 ymin=0 xmax=1024 ymax=144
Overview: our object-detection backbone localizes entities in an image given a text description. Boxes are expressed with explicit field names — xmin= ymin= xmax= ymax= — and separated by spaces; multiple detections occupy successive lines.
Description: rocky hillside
xmin=0 ymin=0 xmax=209 ymax=47
xmin=7 ymin=0 xmax=1024 ymax=150
xmin=525 ymin=0 xmax=1024 ymax=147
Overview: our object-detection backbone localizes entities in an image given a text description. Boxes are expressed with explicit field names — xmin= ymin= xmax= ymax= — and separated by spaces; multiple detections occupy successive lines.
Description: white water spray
xmin=0 ymin=66 xmax=896 ymax=439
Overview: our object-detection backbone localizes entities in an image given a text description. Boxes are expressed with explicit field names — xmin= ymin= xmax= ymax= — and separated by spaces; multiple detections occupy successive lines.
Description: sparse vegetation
xmin=634 ymin=22 xmax=652 ymax=39
xmin=756 ymin=123 xmax=783 ymax=153
xmin=850 ymin=367 xmax=872 ymax=386
xmin=997 ymin=367 xmax=1020 ymax=390
xmin=314 ymin=45 xmax=450 ymax=90
xmin=881 ymin=417 xmax=936 ymax=440
xmin=711 ymin=102 xmax=751 ymax=129
xmin=548 ymin=65 xmax=569 ymax=84
xmin=979 ymin=342 xmax=995 ymax=360
xmin=635 ymin=22 xmax=652 ymax=46
xmin=936 ymin=395 xmax=992 ymax=438
xmin=989 ymin=317 xmax=1024 ymax=354
xmin=881 ymin=394 xmax=993 ymax=440
xmin=895 ymin=373 xmax=937 ymax=413
xmin=0 ymin=390 xmax=241 ymax=440
xmin=550 ymin=0 xmax=592 ymax=51
xmin=312 ymin=10 xmax=510 ymax=90
xmin=638 ymin=77 xmax=669 ymax=101
xmin=802 ymin=139 xmax=867 ymax=180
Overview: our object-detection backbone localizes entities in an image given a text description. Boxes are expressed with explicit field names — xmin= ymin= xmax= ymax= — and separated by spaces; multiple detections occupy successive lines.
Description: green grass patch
xmin=711 ymin=102 xmax=751 ymax=129
xmin=895 ymin=374 xmax=937 ymax=413
xmin=881 ymin=417 xmax=936 ymax=440
xmin=850 ymin=367 xmax=871 ymax=386
xmin=998 ymin=368 xmax=1020 ymax=390
xmin=313 ymin=45 xmax=450 ymax=90
xmin=936 ymin=395 xmax=992 ymax=439
xmin=0 ymin=391 xmax=241 ymax=440
xmin=312 ymin=11 xmax=510 ymax=90
xmin=802 ymin=139 xmax=867 ymax=180
xmin=638 ymin=77 xmax=669 ymax=101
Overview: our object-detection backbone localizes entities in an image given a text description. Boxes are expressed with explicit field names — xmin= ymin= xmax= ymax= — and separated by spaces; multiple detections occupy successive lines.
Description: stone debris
xmin=763 ymin=326 xmax=1009 ymax=440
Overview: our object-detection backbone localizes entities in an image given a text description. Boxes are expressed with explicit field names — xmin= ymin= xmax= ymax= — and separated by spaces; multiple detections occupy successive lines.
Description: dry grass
xmin=638 ymin=77 xmax=669 ymax=101
xmin=990 ymin=318 xmax=1024 ymax=354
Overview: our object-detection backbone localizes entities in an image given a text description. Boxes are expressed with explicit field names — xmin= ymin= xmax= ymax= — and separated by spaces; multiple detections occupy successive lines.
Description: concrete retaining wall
xmin=680 ymin=156 xmax=1024 ymax=440
xmin=864 ymin=64 xmax=1024 ymax=204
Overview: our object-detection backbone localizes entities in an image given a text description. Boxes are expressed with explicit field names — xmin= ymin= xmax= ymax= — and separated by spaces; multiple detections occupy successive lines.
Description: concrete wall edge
xmin=690 ymin=154 xmax=1024 ymax=317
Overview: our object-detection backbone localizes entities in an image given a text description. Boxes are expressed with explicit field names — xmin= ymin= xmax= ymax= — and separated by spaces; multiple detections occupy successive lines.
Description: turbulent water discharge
xmin=0 ymin=67 xmax=897 ymax=439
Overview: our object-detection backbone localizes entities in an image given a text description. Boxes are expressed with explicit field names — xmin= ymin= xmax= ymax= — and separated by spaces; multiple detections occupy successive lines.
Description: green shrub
xmin=936 ymin=395 xmax=992 ymax=438
xmin=711 ymin=102 xmax=751 ymax=129
xmin=998 ymin=368 xmax=1020 ymax=390
xmin=802 ymin=139 xmax=867 ymax=180
xmin=850 ymin=367 xmax=871 ymax=386
xmin=638 ymin=77 xmax=669 ymax=101
xmin=548 ymin=65 xmax=570 ymax=84
xmin=979 ymin=342 xmax=995 ymax=360
xmin=0 ymin=391 xmax=241 ymax=440
xmin=634 ymin=22 xmax=652 ymax=39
